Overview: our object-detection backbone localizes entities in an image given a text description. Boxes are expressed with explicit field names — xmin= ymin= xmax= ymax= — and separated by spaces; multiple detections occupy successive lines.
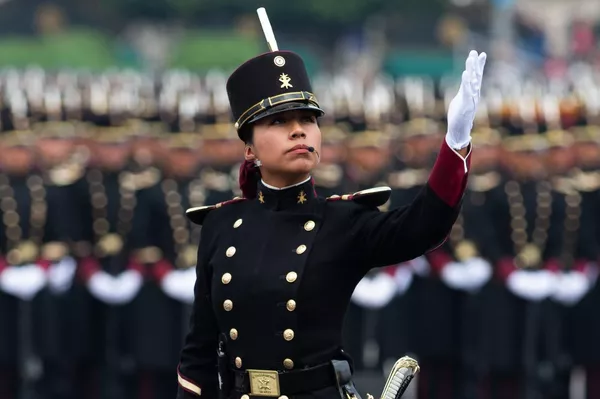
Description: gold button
xmin=283 ymin=358 xmax=294 ymax=369
xmin=223 ymin=300 xmax=233 ymax=311
xmin=226 ymin=246 xmax=236 ymax=257
xmin=235 ymin=357 xmax=242 ymax=368
xmin=286 ymin=272 xmax=297 ymax=283
xmin=304 ymin=220 xmax=315 ymax=231
xmin=230 ymin=328 xmax=238 ymax=340
xmin=233 ymin=219 xmax=243 ymax=228
xmin=241 ymin=396 xmax=250 ymax=399
xmin=296 ymin=245 xmax=306 ymax=255
xmin=283 ymin=329 xmax=295 ymax=341
xmin=286 ymin=299 xmax=296 ymax=312
xmin=221 ymin=273 xmax=232 ymax=284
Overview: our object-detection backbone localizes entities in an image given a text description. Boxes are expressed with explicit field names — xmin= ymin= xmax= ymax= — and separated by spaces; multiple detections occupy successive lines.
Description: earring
xmin=254 ymin=159 xmax=262 ymax=167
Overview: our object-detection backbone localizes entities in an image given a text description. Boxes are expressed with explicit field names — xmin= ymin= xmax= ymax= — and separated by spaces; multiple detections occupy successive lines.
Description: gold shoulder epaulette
xmin=186 ymin=197 xmax=247 ymax=225
xmin=469 ymin=171 xmax=500 ymax=192
xmin=326 ymin=186 xmax=391 ymax=208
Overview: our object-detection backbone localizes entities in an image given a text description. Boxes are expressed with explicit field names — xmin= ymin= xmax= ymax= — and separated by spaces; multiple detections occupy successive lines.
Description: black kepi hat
xmin=226 ymin=8 xmax=324 ymax=139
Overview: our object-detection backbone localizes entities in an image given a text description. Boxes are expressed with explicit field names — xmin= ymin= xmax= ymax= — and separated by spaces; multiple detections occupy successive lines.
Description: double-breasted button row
xmin=283 ymin=329 xmax=294 ymax=341
xmin=286 ymin=271 xmax=297 ymax=283
xmin=286 ymin=299 xmax=296 ymax=311
xmin=224 ymin=220 xmax=244 ymax=378
xmin=221 ymin=273 xmax=232 ymax=284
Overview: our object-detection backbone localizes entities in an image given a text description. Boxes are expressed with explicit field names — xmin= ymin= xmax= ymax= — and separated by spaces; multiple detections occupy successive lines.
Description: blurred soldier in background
xmin=32 ymin=120 xmax=81 ymax=399
xmin=569 ymin=122 xmax=600 ymax=399
xmin=478 ymin=124 xmax=558 ymax=399
xmin=312 ymin=122 xmax=349 ymax=198
xmin=343 ymin=120 xmax=394 ymax=372
xmin=74 ymin=118 xmax=146 ymax=399
xmin=126 ymin=126 xmax=201 ymax=399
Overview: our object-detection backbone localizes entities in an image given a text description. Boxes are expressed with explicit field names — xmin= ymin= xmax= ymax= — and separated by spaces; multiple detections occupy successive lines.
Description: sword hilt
xmin=370 ymin=356 xmax=420 ymax=399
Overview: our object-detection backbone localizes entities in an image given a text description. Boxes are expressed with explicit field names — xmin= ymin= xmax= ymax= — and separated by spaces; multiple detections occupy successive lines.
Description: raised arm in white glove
xmin=446 ymin=50 xmax=487 ymax=150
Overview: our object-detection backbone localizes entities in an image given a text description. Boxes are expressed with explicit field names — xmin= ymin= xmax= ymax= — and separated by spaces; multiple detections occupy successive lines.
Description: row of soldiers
xmin=349 ymin=120 xmax=600 ymax=399
xmin=3 ymin=63 xmax=600 ymax=133
xmin=0 ymin=107 xmax=600 ymax=399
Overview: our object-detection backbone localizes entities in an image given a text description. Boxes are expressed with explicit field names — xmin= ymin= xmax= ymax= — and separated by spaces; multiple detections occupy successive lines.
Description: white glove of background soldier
xmin=446 ymin=50 xmax=487 ymax=150
xmin=0 ymin=264 xmax=47 ymax=301
xmin=351 ymin=272 xmax=397 ymax=309
xmin=552 ymin=271 xmax=592 ymax=306
xmin=47 ymin=256 xmax=77 ymax=294
xmin=507 ymin=270 xmax=556 ymax=302
xmin=87 ymin=269 xmax=143 ymax=305
xmin=161 ymin=268 xmax=197 ymax=304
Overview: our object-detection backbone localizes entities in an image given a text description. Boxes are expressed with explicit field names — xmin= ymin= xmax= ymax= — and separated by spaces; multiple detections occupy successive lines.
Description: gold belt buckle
xmin=247 ymin=369 xmax=281 ymax=397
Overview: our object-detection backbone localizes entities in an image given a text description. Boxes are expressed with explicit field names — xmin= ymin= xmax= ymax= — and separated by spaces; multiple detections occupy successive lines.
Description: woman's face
xmin=247 ymin=109 xmax=321 ymax=176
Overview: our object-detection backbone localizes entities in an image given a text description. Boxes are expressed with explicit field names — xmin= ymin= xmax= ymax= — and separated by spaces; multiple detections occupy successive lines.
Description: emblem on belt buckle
xmin=247 ymin=369 xmax=280 ymax=397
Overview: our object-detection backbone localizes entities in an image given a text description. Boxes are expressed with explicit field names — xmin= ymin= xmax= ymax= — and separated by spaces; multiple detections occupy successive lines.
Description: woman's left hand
xmin=446 ymin=50 xmax=487 ymax=150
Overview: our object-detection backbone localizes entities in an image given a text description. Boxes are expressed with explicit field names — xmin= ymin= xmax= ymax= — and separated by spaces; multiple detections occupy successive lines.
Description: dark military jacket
xmin=176 ymin=141 xmax=470 ymax=398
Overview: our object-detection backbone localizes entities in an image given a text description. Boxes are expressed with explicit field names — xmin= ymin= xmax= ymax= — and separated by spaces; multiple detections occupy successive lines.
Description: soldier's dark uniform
xmin=311 ymin=124 xmax=349 ymax=198
xmin=384 ymin=118 xmax=465 ymax=399
xmin=0 ymin=127 xmax=74 ymax=399
xmin=535 ymin=129 xmax=585 ymax=399
xmin=33 ymin=121 xmax=85 ymax=399
xmin=456 ymin=129 xmax=505 ymax=399
xmin=567 ymin=125 xmax=600 ymax=399
xmin=340 ymin=127 xmax=395 ymax=373
xmin=176 ymin=50 xmax=472 ymax=399
xmin=477 ymin=132 xmax=562 ymax=399
xmin=127 ymin=128 xmax=204 ymax=399
xmin=0 ymin=130 xmax=39 ymax=399
xmin=69 ymin=124 xmax=148 ymax=399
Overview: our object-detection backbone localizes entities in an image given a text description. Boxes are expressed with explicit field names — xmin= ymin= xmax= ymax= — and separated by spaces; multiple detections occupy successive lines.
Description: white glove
xmin=87 ymin=271 xmax=122 ymax=305
xmin=552 ymin=272 xmax=591 ymax=306
xmin=463 ymin=257 xmax=493 ymax=292
xmin=351 ymin=273 xmax=397 ymax=309
xmin=406 ymin=256 xmax=430 ymax=277
xmin=392 ymin=266 xmax=413 ymax=294
xmin=446 ymin=50 xmax=487 ymax=149
xmin=440 ymin=261 xmax=471 ymax=291
xmin=506 ymin=270 xmax=557 ymax=302
xmin=160 ymin=268 xmax=196 ymax=304
xmin=47 ymin=256 xmax=77 ymax=294
xmin=87 ymin=270 xmax=143 ymax=305
xmin=113 ymin=270 xmax=143 ymax=304
xmin=0 ymin=264 xmax=48 ymax=301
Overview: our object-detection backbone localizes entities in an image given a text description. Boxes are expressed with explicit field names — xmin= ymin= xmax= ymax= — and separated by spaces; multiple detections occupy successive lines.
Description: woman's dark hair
xmin=238 ymin=123 xmax=260 ymax=199
xmin=239 ymin=124 xmax=253 ymax=145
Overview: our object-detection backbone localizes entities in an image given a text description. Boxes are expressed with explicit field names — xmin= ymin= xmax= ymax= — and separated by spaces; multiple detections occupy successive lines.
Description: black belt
xmin=233 ymin=362 xmax=338 ymax=397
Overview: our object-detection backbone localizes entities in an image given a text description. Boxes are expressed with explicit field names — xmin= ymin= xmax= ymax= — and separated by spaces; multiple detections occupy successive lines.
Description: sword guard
xmin=379 ymin=356 xmax=420 ymax=399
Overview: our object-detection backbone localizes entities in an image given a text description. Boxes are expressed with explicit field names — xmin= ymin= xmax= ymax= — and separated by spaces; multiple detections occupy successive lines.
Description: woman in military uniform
xmin=176 ymin=49 xmax=487 ymax=399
